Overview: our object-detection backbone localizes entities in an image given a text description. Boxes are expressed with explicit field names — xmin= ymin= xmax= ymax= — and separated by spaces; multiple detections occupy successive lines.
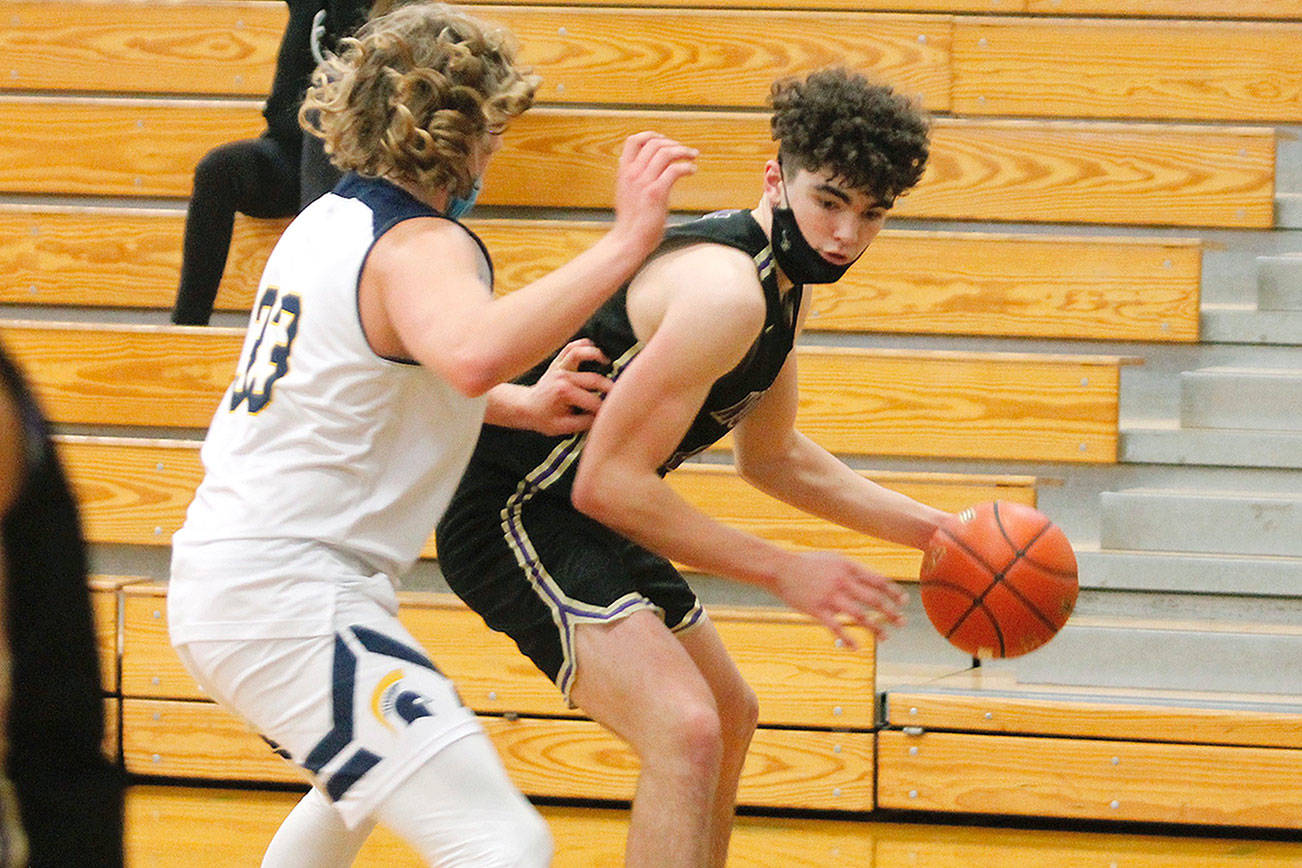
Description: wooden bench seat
xmin=0 ymin=97 xmax=1274 ymax=228
xmin=57 ymin=434 xmax=1039 ymax=577
xmin=0 ymin=205 xmax=1204 ymax=343
xmin=9 ymin=3 xmax=1297 ymax=120
xmin=121 ymin=698 xmax=873 ymax=811
xmin=125 ymin=786 xmax=875 ymax=867
xmin=119 ymin=585 xmax=876 ymax=727
xmin=0 ymin=2 xmax=951 ymax=110
xmin=11 ymin=320 xmax=1135 ymax=462
xmin=877 ymin=669 xmax=1302 ymax=828
xmin=952 ymin=18 xmax=1302 ymax=122
xmin=119 ymin=585 xmax=875 ymax=812
xmin=877 ymin=729 xmax=1302 ymax=827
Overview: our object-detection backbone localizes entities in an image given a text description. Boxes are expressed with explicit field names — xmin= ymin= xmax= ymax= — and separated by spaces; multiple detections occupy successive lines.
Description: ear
xmin=761 ymin=158 xmax=784 ymax=207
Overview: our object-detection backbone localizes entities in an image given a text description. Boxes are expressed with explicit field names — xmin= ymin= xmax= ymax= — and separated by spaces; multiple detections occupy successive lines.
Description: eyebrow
xmin=815 ymin=182 xmax=886 ymax=213
xmin=814 ymin=182 xmax=852 ymax=204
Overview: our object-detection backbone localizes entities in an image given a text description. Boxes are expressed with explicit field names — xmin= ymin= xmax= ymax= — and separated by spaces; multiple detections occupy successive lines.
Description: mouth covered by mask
xmin=445 ymin=176 xmax=483 ymax=220
xmin=769 ymin=167 xmax=866 ymax=285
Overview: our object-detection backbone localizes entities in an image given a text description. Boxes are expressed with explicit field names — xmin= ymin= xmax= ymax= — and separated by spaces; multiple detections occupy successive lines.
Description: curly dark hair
xmin=770 ymin=68 xmax=930 ymax=209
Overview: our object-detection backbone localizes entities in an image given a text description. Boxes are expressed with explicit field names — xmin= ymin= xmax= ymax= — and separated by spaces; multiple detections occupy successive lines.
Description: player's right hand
xmin=609 ymin=131 xmax=698 ymax=258
xmin=773 ymin=552 xmax=908 ymax=649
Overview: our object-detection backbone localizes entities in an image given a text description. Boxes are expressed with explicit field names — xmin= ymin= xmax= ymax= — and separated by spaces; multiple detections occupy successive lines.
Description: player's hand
xmin=522 ymin=339 xmax=612 ymax=436
xmin=773 ymin=552 xmax=909 ymax=649
xmin=609 ymin=131 xmax=698 ymax=258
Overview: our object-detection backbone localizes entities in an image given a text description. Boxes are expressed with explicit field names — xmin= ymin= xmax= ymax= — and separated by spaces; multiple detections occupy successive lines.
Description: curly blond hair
xmin=300 ymin=3 xmax=538 ymax=197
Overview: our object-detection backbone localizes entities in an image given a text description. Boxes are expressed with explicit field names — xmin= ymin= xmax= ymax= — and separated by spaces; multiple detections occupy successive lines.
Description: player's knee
xmin=660 ymin=698 xmax=724 ymax=777
xmin=725 ymin=682 xmax=760 ymax=744
xmin=504 ymin=803 xmax=553 ymax=868
xmin=454 ymin=802 xmax=552 ymax=868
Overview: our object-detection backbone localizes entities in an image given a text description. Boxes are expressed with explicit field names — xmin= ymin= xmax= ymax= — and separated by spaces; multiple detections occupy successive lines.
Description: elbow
xmin=441 ymin=348 xmax=502 ymax=398
xmin=570 ymin=462 xmax=620 ymax=526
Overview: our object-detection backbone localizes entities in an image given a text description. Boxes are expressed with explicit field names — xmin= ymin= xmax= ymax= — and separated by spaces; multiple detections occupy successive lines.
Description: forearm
xmin=740 ymin=431 xmax=946 ymax=550
xmin=574 ymin=465 xmax=796 ymax=593
xmin=465 ymin=231 xmax=649 ymax=387
xmin=483 ymin=383 xmax=533 ymax=429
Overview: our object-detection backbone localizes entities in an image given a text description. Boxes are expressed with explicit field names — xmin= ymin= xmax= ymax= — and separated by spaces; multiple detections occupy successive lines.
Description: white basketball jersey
xmin=170 ymin=175 xmax=489 ymax=641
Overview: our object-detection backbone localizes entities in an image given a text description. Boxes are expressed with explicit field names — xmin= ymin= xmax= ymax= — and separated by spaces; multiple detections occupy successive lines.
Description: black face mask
xmin=769 ymin=172 xmax=865 ymax=286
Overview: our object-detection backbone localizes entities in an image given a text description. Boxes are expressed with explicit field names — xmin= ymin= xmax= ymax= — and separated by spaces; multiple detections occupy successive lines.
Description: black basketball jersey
xmin=0 ymin=346 xmax=123 ymax=866
xmin=469 ymin=208 xmax=803 ymax=494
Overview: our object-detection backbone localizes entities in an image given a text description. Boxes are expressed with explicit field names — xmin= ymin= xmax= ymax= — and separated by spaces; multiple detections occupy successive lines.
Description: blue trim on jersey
xmin=333 ymin=173 xmax=495 ymax=366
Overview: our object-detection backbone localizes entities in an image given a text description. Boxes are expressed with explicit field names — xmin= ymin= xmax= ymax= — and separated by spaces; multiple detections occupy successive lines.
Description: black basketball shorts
xmin=436 ymin=460 xmax=703 ymax=701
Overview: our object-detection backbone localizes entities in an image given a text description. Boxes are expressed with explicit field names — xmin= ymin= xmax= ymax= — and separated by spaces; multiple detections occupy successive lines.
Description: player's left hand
xmin=524 ymin=339 xmax=612 ymax=435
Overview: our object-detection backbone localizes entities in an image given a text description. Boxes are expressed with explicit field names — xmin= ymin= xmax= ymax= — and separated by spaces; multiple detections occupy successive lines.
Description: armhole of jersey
xmin=353 ymin=215 xmax=495 ymax=366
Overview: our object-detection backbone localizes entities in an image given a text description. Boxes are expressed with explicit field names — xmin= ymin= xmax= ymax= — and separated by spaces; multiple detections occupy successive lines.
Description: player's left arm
xmin=731 ymin=350 xmax=946 ymax=551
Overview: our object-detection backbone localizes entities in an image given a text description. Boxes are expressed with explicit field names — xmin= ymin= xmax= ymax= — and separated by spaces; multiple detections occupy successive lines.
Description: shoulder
xmin=627 ymin=241 xmax=767 ymax=354
xmin=369 ymin=216 xmax=489 ymax=279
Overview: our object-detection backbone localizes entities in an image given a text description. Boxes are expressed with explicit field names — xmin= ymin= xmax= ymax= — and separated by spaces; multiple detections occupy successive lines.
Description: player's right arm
xmin=365 ymin=132 xmax=696 ymax=397
xmin=570 ymin=249 xmax=905 ymax=645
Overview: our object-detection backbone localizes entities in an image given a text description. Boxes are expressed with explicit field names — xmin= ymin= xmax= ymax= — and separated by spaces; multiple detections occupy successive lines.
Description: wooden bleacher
xmin=0 ymin=96 xmax=1275 ymax=227
xmin=3 ymin=320 xmax=1136 ymax=462
xmin=10 ymin=0 xmax=1302 ymax=850
xmin=117 ymin=583 xmax=874 ymax=810
xmin=0 ymin=205 xmax=1204 ymax=342
xmin=878 ymin=669 xmax=1302 ymax=828
xmin=55 ymin=434 xmax=1039 ymax=579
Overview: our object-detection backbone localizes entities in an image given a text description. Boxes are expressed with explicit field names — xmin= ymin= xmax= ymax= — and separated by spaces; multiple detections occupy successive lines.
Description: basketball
xmin=919 ymin=501 xmax=1078 ymax=658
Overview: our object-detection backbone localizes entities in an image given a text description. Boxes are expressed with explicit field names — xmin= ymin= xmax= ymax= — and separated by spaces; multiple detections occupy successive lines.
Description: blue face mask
xmin=445 ymin=177 xmax=482 ymax=220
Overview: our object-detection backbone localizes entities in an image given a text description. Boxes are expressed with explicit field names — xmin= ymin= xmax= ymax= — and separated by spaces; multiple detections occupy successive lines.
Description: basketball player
xmin=0 ymin=344 xmax=125 ymax=867
xmin=435 ymin=68 xmax=954 ymax=867
xmin=166 ymin=5 xmax=696 ymax=866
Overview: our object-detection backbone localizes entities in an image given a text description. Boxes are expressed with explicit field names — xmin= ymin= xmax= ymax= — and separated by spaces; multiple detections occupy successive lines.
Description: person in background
xmin=171 ymin=0 xmax=359 ymax=325
xmin=0 ymin=343 xmax=125 ymax=867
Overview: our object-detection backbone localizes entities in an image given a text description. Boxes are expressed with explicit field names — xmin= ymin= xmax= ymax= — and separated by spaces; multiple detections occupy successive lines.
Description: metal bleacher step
xmin=1179 ymin=366 xmax=1302 ymax=431
xmin=1076 ymin=547 xmax=1302 ymax=597
xmin=1258 ymin=253 xmax=1302 ymax=311
xmin=1120 ymin=419 xmax=1302 ymax=469
xmin=1099 ymin=488 xmax=1302 ymax=557
xmin=1010 ymin=614 xmax=1302 ymax=695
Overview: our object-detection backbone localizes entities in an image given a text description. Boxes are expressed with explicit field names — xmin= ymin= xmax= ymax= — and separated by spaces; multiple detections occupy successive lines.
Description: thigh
xmin=175 ymin=614 xmax=482 ymax=829
xmin=440 ymin=480 xmax=675 ymax=699
xmin=229 ymin=136 xmax=300 ymax=218
xmin=569 ymin=610 xmax=716 ymax=750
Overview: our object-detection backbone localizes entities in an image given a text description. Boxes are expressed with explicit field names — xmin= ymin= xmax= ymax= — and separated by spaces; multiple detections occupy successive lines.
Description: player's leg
xmin=674 ymin=617 xmax=758 ymax=868
xmin=569 ymin=610 xmax=723 ymax=868
xmin=260 ymin=787 xmax=374 ymax=868
xmin=371 ymin=731 xmax=551 ymax=868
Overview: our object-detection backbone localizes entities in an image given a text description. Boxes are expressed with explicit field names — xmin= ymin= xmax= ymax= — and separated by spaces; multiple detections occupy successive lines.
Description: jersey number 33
xmin=230 ymin=287 xmax=301 ymax=413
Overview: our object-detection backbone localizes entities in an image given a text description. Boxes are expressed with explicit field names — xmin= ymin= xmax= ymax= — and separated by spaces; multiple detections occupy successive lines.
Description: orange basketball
xmin=919 ymin=501 xmax=1078 ymax=658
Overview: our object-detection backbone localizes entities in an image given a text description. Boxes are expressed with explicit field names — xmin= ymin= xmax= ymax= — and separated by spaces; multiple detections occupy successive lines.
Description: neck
xmin=389 ymin=175 xmax=449 ymax=212
xmin=751 ymin=198 xmax=796 ymax=292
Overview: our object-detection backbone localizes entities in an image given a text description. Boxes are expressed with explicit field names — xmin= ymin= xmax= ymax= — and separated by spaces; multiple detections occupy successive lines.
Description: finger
xmin=623 ymin=131 xmax=672 ymax=178
xmin=639 ymin=143 xmax=700 ymax=188
xmin=846 ymin=587 xmax=906 ymax=627
xmin=562 ymin=385 xmax=605 ymax=415
xmin=562 ymin=371 xmax=613 ymax=395
xmin=820 ymin=614 xmax=859 ymax=652
xmin=557 ymin=342 xmax=609 ymax=370
xmin=620 ymin=131 xmax=660 ymax=172
xmin=550 ymin=410 xmax=597 ymax=435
